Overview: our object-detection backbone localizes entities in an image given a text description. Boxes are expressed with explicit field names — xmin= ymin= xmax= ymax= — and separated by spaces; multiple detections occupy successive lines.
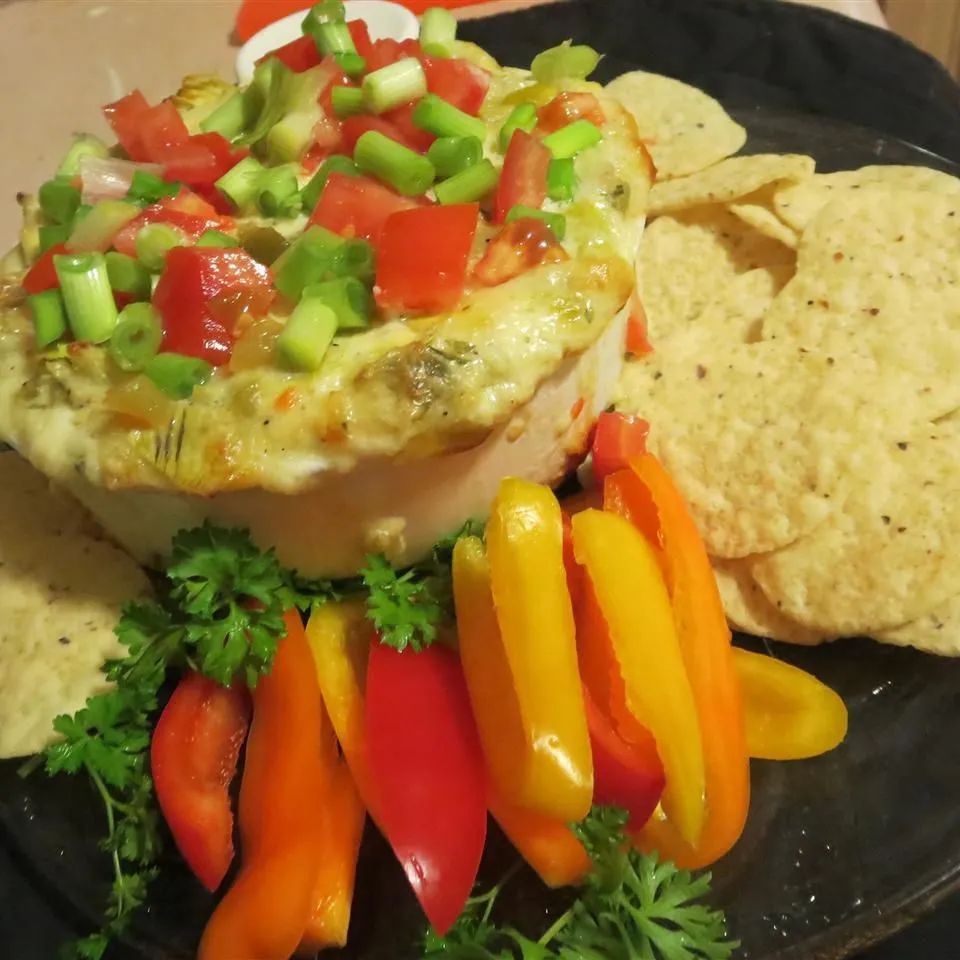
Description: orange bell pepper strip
xmin=481 ymin=478 xmax=593 ymax=822
xmin=305 ymin=599 xmax=380 ymax=821
xmin=734 ymin=647 xmax=848 ymax=761
xmin=571 ymin=508 xmax=706 ymax=847
xmin=605 ymin=453 xmax=750 ymax=869
xmin=198 ymin=611 xmax=325 ymax=960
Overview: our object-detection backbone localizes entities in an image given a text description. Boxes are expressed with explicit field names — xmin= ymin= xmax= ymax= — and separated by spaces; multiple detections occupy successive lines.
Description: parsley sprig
xmin=424 ymin=807 xmax=738 ymax=960
xmin=35 ymin=523 xmax=331 ymax=960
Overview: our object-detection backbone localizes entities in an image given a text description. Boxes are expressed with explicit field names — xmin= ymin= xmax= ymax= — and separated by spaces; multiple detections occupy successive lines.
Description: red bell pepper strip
xmin=198 ymin=612 xmax=326 ymax=960
xmin=151 ymin=673 xmax=250 ymax=892
xmin=375 ymin=204 xmax=479 ymax=315
xmin=474 ymin=217 xmax=568 ymax=286
xmin=310 ymin=172 xmax=417 ymax=247
xmin=365 ymin=643 xmax=487 ymax=936
xmin=493 ymin=130 xmax=550 ymax=224
xmin=152 ymin=247 xmax=274 ymax=366
xmin=22 ymin=244 xmax=68 ymax=294
xmin=590 ymin=411 xmax=651 ymax=485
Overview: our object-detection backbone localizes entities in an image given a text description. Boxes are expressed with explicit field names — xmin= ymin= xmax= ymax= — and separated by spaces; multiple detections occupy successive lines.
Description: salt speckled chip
xmin=875 ymin=593 xmax=960 ymax=656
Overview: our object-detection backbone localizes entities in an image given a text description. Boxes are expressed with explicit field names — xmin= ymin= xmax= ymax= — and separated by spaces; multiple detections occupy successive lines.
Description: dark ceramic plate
xmin=4 ymin=83 xmax=960 ymax=960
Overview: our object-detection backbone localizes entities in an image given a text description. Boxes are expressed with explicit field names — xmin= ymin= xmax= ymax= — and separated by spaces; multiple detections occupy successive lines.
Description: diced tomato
xmin=22 ymin=244 xmax=68 ymax=295
xmin=311 ymin=173 xmax=417 ymax=247
xmin=112 ymin=193 xmax=228 ymax=258
xmin=422 ymin=56 xmax=490 ymax=116
xmin=626 ymin=296 xmax=653 ymax=356
xmin=376 ymin=204 xmax=478 ymax=315
xmin=474 ymin=218 xmax=568 ymax=286
xmin=151 ymin=673 xmax=250 ymax=892
xmin=153 ymin=247 xmax=274 ymax=365
xmin=538 ymin=91 xmax=607 ymax=134
xmin=590 ymin=411 xmax=650 ymax=483
xmin=103 ymin=90 xmax=152 ymax=161
xmin=340 ymin=115 xmax=410 ymax=154
xmin=318 ymin=55 xmax=352 ymax=115
xmin=137 ymin=101 xmax=191 ymax=162
xmin=347 ymin=19 xmax=375 ymax=61
xmin=259 ymin=33 xmax=321 ymax=72
xmin=383 ymin=103 xmax=435 ymax=153
xmin=492 ymin=129 xmax=550 ymax=224
xmin=365 ymin=643 xmax=487 ymax=936
xmin=364 ymin=37 xmax=422 ymax=74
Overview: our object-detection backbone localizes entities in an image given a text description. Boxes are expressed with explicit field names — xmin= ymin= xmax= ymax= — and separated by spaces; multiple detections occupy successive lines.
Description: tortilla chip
xmin=638 ymin=205 xmax=794 ymax=341
xmin=615 ymin=339 xmax=931 ymax=559
xmin=728 ymin=200 xmax=799 ymax=249
xmin=761 ymin=188 xmax=960 ymax=421
xmin=604 ymin=71 xmax=746 ymax=179
xmin=0 ymin=453 xmax=150 ymax=759
xmin=712 ymin=557 xmax=831 ymax=646
xmin=750 ymin=428 xmax=960 ymax=636
xmin=875 ymin=593 xmax=960 ymax=656
xmin=648 ymin=154 xmax=815 ymax=216
xmin=773 ymin=164 xmax=960 ymax=233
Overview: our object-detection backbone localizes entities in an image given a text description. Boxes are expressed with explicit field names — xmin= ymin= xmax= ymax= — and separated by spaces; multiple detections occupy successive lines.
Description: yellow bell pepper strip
xmin=298 ymin=757 xmax=366 ymax=951
xmin=571 ymin=508 xmax=706 ymax=848
xmin=305 ymin=599 xmax=381 ymax=822
xmin=198 ymin=611 xmax=324 ymax=960
xmin=485 ymin=477 xmax=594 ymax=822
xmin=605 ymin=454 xmax=750 ymax=869
xmin=734 ymin=647 xmax=848 ymax=761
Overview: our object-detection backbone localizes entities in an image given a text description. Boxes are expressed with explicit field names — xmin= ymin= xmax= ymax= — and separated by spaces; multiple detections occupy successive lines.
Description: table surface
xmin=0 ymin=2 xmax=953 ymax=959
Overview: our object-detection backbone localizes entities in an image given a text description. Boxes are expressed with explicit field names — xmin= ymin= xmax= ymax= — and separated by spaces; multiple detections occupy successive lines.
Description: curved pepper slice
xmin=366 ymin=643 xmax=488 ymax=936
xmin=198 ymin=611 xmax=325 ymax=960
xmin=571 ymin=508 xmax=706 ymax=847
xmin=606 ymin=453 xmax=750 ymax=869
xmin=484 ymin=478 xmax=593 ymax=822
xmin=734 ymin=647 xmax=848 ymax=761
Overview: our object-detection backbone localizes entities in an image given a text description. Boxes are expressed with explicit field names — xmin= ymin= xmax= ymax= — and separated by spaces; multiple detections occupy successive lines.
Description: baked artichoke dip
xmin=0 ymin=27 xmax=651 ymax=576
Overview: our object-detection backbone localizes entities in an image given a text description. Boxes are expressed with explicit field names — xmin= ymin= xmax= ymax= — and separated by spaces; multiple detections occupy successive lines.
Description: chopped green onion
xmin=273 ymin=226 xmax=347 ymax=300
xmin=505 ymin=204 xmax=566 ymax=240
xmin=108 ymin=303 xmax=163 ymax=372
xmin=135 ymin=223 xmax=186 ymax=272
xmin=38 ymin=224 xmax=70 ymax=255
xmin=363 ymin=58 xmax=428 ymax=114
xmin=314 ymin=21 xmax=356 ymax=56
xmin=196 ymin=229 xmax=240 ymax=248
xmin=412 ymin=93 xmax=485 ymax=141
xmin=499 ymin=102 xmax=538 ymax=152
xmin=336 ymin=53 xmax=367 ymax=78
xmin=541 ymin=119 xmax=603 ymax=159
xmin=240 ymin=226 xmax=288 ymax=266
xmin=144 ymin=352 xmax=213 ymax=399
xmin=332 ymin=85 xmax=365 ymax=118
xmin=39 ymin=178 xmax=81 ymax=226
xmin=427 ymin=136 xmax=482 ymax=178
xmin=126 ymin=170 xmax=180 ymax=206
xmin=277 ymin=298 xmax=338 ymax=371
xmin=28 ymin=289 xmax=68 ymax=348
xmin=200 ymin=92 xmax=248 ymax=140
xmin=341 ymin=238 xmax=376 ymax=283
xmin=237 ymin=59 xmax=289 ymax=148
xmin=301 ymin=154 xmax=359 ymax=211
xmin=57 ymin=134 xmax=109 ymax=178
xmin=419 ymin=7 xmax=457 ymax=57
xmin=434 ymin=158 xmax=498 ymax=204
xmin=105 ymin=251 xmax=152 ymax=300
xmin=421 ymin=42 xmax=452 ymax=59
xmin=215 ymin=155 xmax=266 ymax=211
xmin=257 ymin=164 xmax=302 ymax=218
xmin=354 ymin=130 xmax=435 ymax=196
xmin=67 ymin=200 xmax=140 ymax=253
xmin=303 ymin=276 xmax=372 ymax=330
xmin=301 ymin=0 xmax=346 ymax=35
xmin=547 ymin=157 xmax=578 ymax=201
xmin=266 ymin=108 xmax=322 ymax=164
xmin=530 ymin=41 xmax=601 ymax=84
xmin=53 ymin=252 xmax=118 ymax=343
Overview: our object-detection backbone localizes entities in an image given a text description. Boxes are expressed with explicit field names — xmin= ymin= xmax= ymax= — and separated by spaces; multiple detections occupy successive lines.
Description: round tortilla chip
xmin=604 ymin=71 xmax=746 ymax=180
xmin=773 ymin=164 xmax=960 ymax=233
xmin=648 ymin=154 xmax=815 ymax=216
xmin=712 ymin=557 xmax=831 ymax=646
xmin=751 ymin=428 xmax=960 ymax=636
xmin=0 ymin=453 xmax=150 ymax=759
xmin=875 ymin=593 xmax=960 ymax=656
xmin=728 ymin=201 xmax=799 ymax=250
xmin=761 ymin=188 xmax=960 ymax=421
xmin=638 ymin=205 xmax=795 ymax=342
